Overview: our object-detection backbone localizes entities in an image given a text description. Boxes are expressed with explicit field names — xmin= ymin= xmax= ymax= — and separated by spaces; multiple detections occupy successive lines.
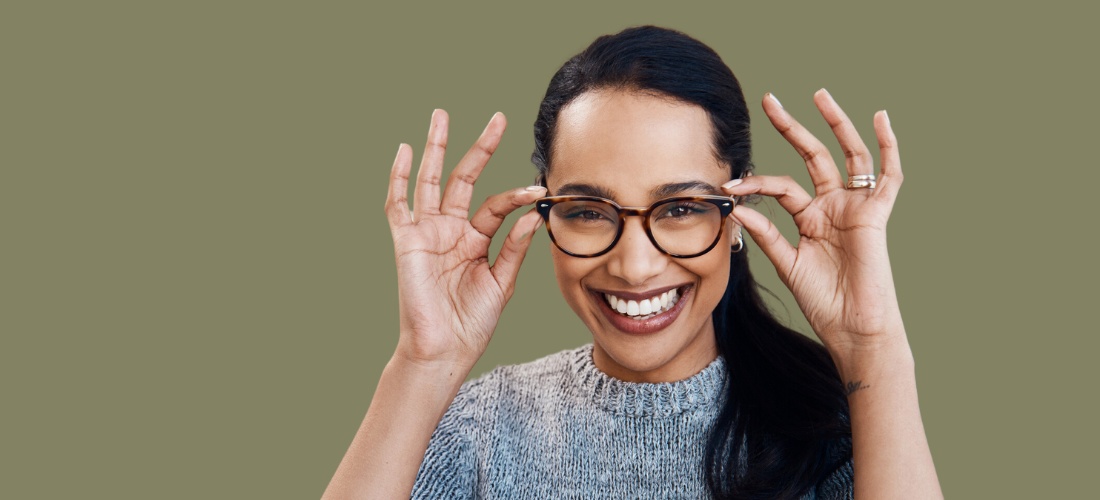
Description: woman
xmin=324 ymin=26 xmax=941 ymax=499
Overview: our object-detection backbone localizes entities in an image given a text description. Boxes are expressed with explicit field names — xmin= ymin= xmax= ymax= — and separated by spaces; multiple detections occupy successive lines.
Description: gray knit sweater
xmin=412 ymin=344 xmax=853 ymax=499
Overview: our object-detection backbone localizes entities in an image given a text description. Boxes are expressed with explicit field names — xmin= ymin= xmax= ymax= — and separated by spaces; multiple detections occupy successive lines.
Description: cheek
xmin=550 ymin=247 xmax=596 ymax=308
xmin=686 ymin=251 xmax=731 ymax=307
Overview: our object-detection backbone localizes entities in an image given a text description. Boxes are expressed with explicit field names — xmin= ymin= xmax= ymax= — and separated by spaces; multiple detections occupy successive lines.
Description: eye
xmin=554 ymin=201 xmax=617 ymax=226
xmin=658 ymin=201 xmax=708 ymax=219
xmin=568 ymin=209 xmax=608 ymax=221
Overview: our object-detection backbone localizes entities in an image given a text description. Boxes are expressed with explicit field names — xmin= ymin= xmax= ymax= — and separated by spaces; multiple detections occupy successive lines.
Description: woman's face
xmin=546 ymin=90 xmax=736 ymax=383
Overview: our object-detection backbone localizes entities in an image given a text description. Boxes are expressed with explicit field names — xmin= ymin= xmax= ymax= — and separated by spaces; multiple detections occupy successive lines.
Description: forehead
xmin=549 ymin=90 xmax=727 ymax=202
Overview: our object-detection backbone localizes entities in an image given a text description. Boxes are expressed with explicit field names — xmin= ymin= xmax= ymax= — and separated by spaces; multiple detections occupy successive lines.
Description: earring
xmin=731 ymin=230 xmax=744 ymax=253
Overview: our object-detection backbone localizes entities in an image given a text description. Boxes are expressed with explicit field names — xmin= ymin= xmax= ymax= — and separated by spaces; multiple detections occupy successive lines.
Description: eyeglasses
xmin=535 ymin=195 xmax=737 ymax=258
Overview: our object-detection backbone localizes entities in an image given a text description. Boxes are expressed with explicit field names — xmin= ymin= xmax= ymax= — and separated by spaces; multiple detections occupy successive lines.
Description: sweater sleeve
xmin=409 ymin=379 xmax=484 ymax=500
xmin=813 ymin=458 xmax=854 ymax=500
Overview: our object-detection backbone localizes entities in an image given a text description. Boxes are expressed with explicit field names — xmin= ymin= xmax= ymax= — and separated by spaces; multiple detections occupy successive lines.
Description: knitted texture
xmin=412 ymin=345 xmax=853 ymax=499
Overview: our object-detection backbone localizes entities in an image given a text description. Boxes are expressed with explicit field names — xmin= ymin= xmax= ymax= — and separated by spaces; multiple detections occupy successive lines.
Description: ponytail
xmin=704 ymin=248 xmax=852 ymax=498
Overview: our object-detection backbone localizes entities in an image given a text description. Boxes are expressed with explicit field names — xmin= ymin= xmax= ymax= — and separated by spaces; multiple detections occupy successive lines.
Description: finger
xmin=413 ymin=109 xmax=448 ymax=219
xmin=469 ymin=185 xmax=547 ymax=239
xmin=814 ymin=89 xmax=874 ymax=177
xmin=873 ymin=110 xmax=903 ymax=203
xmin=722 ymin=175 xmax=813 ymax=218
xmin=731 ymin=204 xmax=797 ymax=281
xmin=440 ymin=112 xmax=507 ymax=217
xmin=384 ymin=143 xmax=413 ymax=229
xmin=490 ymin=210 xmax=543 ymax=300
xmin=762 ymin=93 xmax=844 ymax=195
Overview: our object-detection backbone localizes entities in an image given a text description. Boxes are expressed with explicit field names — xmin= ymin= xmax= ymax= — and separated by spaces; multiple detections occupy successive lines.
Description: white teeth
xmin=604 ymin=288 xmax=682 ymax=319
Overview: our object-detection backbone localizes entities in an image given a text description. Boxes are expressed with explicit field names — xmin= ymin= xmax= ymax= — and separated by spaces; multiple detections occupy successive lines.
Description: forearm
xmin=322 ymin=354 xmax=473 ymax=500
xmin=831 ymin=336 xmax=943 ymax=500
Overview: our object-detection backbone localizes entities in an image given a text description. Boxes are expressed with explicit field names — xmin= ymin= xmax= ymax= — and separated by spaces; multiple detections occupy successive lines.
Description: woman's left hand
xmin=722 ymin=89 xmax=909 ymax=368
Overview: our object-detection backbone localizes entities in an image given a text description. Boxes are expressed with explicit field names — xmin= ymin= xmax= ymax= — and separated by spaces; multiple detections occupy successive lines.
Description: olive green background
xmin=3 ymin=1 xmax=1096 ymax=498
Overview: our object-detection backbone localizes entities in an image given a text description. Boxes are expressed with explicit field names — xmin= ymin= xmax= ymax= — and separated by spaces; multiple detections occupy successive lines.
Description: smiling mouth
xmin=602 ymin=286 xmax=684 ymax=320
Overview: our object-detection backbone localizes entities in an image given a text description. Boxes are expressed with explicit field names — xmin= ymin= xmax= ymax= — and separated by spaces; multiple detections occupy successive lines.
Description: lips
xmin=590 ymin=284 xmax=692 ymax=335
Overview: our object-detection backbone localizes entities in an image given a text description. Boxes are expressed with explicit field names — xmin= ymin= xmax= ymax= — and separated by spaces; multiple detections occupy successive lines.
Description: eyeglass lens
xmin=546 ymin=198 xmax=725 ymax=256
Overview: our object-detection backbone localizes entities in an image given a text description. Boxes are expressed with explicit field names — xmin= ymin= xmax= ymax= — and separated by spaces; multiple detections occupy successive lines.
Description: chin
xmin=583 ymin=285 xmax=719 ymax=382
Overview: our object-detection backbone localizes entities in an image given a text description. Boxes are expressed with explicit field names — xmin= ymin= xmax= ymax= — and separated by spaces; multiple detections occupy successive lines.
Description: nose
xmin=605 ymin=216 xmax=668 ymax=287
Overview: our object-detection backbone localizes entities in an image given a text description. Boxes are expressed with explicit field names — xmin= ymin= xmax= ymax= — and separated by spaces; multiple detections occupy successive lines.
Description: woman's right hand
xmin=385 ymin=109 xmax=546 ymax=369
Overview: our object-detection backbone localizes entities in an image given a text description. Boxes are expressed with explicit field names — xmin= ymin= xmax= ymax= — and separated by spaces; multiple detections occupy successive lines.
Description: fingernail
xmin=767 ymin=93 xmax=783 ymax=108
xmin=882 ymin=110 xmax=890 ymax=126
xmin=722 ymin=178 xmax=743 ymax=189
xmin=534 ymin=217 xmax=544 ymax=230
xmin=818 ymin=88 xmax=835 ymax=102
xmin=525 ymin=185 xmax=547 ymax=192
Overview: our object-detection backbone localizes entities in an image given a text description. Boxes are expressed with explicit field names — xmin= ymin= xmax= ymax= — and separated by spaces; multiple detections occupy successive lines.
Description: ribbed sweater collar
xmin=566 ymin=344 xmax=727 ymax=417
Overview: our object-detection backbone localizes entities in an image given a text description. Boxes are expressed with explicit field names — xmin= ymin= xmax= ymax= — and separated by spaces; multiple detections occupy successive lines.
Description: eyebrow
xmin=555 ymin=183 xmax=616 ymax=199
xmin=554 ymin=180 xmax=722 ymax=202
xmin=651 ymin=181 xmax=723 ymax=198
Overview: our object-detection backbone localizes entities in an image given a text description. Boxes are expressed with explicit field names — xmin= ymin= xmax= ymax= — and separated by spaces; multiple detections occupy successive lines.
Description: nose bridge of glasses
xmin=618 ymin=206 xmax=650 ymax=221
xmin=616 ymin=208 xmax=660 ymax=251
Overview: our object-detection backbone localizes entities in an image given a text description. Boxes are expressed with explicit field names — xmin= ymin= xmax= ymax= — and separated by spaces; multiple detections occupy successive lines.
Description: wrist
xmin=389 ymin=346 xmax=477 ymax=390
xmin=393 ymin=335 xmax=483 ymax=373
xmin=826 ymin=331 xmax=915 ymax=384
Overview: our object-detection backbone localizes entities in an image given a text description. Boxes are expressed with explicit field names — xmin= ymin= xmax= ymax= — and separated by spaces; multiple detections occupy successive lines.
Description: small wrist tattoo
xmin=844 ymin=380 xmax=869 ymax=396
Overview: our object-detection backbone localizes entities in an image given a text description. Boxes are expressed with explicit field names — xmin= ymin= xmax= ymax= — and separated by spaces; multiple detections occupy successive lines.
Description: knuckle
xmin=798 ymin=147 xmax=821 ymax=163
xmin=776 ymin=176 xmax=797 ymax=196
xmin=775 ymin=120 xmax=795 ymax=135
xmin=767 ymin=227 xmax=785 ymax=246
xmin=418 ymin=171 xmax=441 ymax=185
xmin=828 ymin=117 xmax=853 ymax=133
xmin=482 ymin=193 xmax=498 ymax=206
xmin=426 ymin=136 xmax=448 ymax=151
xmin=452 ymin=171 xmax=479 ymax=186
xmin=842 ymin=147 xmax=869 ymax=160
xmin=488 ymin=206 xmax=508 ymax=221
xmin=475 ymin=139 xmax=498 ymax=157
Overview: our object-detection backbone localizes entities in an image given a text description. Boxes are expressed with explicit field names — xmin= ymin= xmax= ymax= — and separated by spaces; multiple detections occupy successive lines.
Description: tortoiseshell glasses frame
xmin=534 ymin=195 xmax=738 ymax=258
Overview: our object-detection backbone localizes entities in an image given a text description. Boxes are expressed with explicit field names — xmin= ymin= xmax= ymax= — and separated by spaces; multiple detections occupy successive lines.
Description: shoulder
xmin=454 ymin=344 xmax=590 ymax=404
xmin=430 ymin=344 xmax=591 ymax=432
xmin=412 ymin=345 xmax=590 ymax=498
